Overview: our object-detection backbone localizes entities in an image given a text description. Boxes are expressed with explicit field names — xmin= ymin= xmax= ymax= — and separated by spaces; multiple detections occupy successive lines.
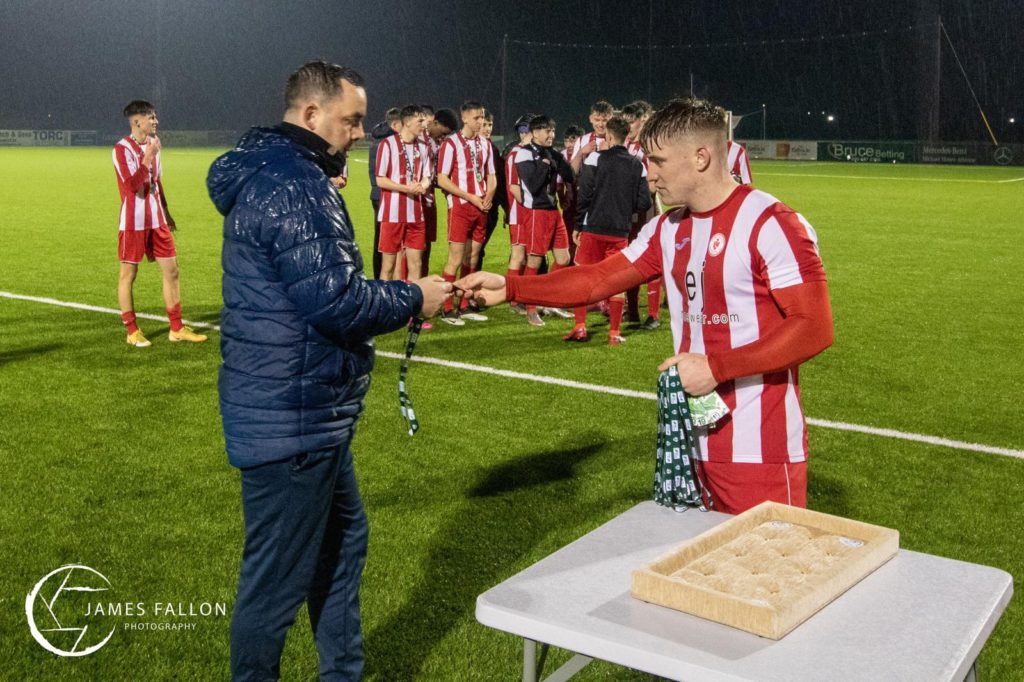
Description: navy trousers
xmin=230 ymin=445 xmax=368 ymax=681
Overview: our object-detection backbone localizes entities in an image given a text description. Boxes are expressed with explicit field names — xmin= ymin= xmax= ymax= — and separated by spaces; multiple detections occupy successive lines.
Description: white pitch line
xmin=995 ymin=176 xmax=1024 ymax=183
xmin=757 ymin=172 xmax=1015 ymax=184
xmin=3 ymin=289 xmax=1023 ymax=461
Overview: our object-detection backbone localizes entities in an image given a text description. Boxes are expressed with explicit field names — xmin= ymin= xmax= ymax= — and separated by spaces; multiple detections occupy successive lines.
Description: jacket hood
xmin=207 ymin=127 xmax=301 ymax=216
xmin=371 ymin=121 xmax=395 ymax=141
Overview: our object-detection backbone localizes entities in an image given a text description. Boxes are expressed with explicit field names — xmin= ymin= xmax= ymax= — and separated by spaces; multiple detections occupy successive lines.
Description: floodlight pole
xmin=500 ymin=34 xmax=508 ymax=134
xmin=646 ymin=0 xmax=653 ymax=101
xmin=762 ymin=104 xmax=766 ymax=140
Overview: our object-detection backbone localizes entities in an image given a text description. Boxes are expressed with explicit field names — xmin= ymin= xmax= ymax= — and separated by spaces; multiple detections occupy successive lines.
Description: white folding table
xmin=476 ymin=502 xmax=1013 ymax=681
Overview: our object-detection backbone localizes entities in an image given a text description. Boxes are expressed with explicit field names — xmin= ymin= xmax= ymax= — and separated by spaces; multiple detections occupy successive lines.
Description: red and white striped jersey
xmin=505 ymin=144 xmax=524 ymax=224
xmin=112 ymin=136 xmax=167 ymax=232
xmin=570 ymin=131 xmax=609 ymax=160
xmin=727 ymin=140 xmax=753 ymax=185
xmin=626 ymin=139 xmax=649 ymax=170
xmin=419 ymin=130 xmax=439 ymax=207
xmin=375 ymin=135 xmax=432 ymax=223
xmin=622 ymin=185 xmax=825 ymax=464
xmin=437 ymin=132 xmax=495 ymax=208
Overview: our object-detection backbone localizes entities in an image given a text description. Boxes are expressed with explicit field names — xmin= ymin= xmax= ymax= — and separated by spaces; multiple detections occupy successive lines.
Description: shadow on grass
xmin=807 ymin=470 xmax=852 ymax=518
xmin=365 ymin=438 xmax=614 ymax=679
xmin=0 ymin=343 xmax=64 ymax=365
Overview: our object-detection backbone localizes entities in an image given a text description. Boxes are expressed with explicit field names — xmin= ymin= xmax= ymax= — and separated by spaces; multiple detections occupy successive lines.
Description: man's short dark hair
xmin=123 ymin=100 xmax=155 ymax=117
xmin=564 ymin=125 xmax=584 ymax=139
xmin=621 ymin=102 xmax=644 ymax=122
xmin=631 ymin=100 xmax=653 ymax=117
xmin=638 ymin=97 xmax=728 ymax=152
xmin=420 ymin=104 xmax=434 ymax=114
xmin=399 ymin=104 xmax=425 ymax=122
xmin=384 ymin=107 xmax=402 ymax=124
xmin=461 ymin=100 xmax=484 ymax=113
xmin=482 ymin=109 xmax=494 ymax=122
xmin=605 ymin=116 xmax=630 ymax=141
xmin=284 ymin=60 xmax=364 ymax=110
xmin=433 ymin=108 xmax=458 ymax=132
xmin=514 ymin=112 xmax=537 ymax=134
xmin=529 ymin=115 xmax=555 ymax=132
xmin=590 ymin=100 xmax=614 ymax=116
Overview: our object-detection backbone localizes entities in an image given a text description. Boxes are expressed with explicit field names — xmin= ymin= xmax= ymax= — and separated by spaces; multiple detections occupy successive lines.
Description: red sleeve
xmin=114 ymin=145 xmax=149 ymax=195
xmin=505 ymin=253 xmax=646 ymax=307
xmin=707 ymin=280 xmax=833 ymax=382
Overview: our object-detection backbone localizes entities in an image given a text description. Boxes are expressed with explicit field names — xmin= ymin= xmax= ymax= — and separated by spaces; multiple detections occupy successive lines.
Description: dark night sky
xmin=1 ymin=0 xmax=1021 ymax=142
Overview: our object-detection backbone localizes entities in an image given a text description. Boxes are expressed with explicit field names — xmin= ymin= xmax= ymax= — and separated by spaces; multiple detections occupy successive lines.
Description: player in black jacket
xmin=568 ymin=116 xmax=651 ymax=344
xmin=513 ymin=115 xmax=576 ymax=327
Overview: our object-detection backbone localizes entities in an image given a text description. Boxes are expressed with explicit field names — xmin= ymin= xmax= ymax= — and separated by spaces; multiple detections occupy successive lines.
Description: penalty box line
xmin=2 ymin=289 xmax=1022 ymax=462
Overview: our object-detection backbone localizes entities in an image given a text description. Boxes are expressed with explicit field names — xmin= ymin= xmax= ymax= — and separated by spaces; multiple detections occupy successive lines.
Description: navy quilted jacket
xmin=207 ymin=127 xmax=423 ymax=468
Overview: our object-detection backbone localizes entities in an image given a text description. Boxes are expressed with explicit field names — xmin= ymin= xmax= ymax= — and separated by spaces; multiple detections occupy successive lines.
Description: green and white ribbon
xmin=655 ymin=366 xmax=713 ymax=512
xmin=398 ymin=319 xmax=422 ymax=436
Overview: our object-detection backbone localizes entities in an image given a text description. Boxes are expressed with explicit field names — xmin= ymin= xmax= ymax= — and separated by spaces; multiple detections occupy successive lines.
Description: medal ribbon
xmin=654 ymin=366 xmax=713 ymax=512
xmin=398 ymin=318 xmax=423 ymax=436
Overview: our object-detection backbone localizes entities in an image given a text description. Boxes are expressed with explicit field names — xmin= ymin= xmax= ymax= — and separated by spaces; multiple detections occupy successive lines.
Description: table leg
xmin=964 ymin=660 xmax=978 ymax=682
xmin=523 ymin=638 xmax=537 ymax=682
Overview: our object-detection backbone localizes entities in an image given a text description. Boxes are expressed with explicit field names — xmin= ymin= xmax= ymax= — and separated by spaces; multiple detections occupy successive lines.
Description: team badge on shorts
xmin=708 ymin=233 xmax=726 ymax=257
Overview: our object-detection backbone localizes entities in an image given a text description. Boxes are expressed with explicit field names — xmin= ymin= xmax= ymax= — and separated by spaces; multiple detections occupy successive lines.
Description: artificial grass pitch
xmin=0 ymin=147 xmax=1022 ymax=680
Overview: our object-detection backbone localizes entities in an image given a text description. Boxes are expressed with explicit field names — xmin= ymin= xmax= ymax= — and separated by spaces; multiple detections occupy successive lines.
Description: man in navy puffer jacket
xmin=207 ymin=60 xmax=451 ymax=681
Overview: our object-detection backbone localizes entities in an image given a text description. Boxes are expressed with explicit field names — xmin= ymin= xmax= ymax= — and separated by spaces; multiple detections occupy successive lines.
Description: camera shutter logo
xmin=25 ymin=565 xmax=116 ymax=657
xmin=829 ymin=143 xmax=844 ymax=159
xmin=994 ymin=146 xmax=1013 ymax=166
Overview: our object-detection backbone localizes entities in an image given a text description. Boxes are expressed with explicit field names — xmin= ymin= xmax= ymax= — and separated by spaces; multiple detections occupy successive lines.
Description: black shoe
xmin=641 ymin=315 xmax=661 ymax=330
xmin=624 ymin=310 xmax=642 ymax=324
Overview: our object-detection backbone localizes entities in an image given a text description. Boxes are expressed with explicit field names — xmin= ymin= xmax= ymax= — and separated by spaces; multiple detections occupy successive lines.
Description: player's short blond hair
xmin=639 ymin=97 xmax=727 ymax=152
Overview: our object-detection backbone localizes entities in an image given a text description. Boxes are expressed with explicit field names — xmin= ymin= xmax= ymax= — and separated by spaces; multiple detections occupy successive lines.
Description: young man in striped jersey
xmin=114 ymin=100 xmax=206 ymax=347
xmin=457 ymin=97 xmax=833 ymax=514
xmin=416 ymin=107 xmax=456 ymax=279
xmin=623 ymin=100 xmax=663 ymax=329
xmin=436 ymin=100 xmax=496 ymax=325
xmin=374 ymin=104 xmax=432 ymax=281
xmin=569 ymin=100 xmax=614 ymax=173
xmin=558 ymin=124 xmax=584 ymax=262
xmin=569 ymin=115 xmax=651 ymax=344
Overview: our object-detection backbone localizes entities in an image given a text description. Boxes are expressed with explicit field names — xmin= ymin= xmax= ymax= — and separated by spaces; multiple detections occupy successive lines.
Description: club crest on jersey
xmin=708 ymin=233 xmax=726 ymax=257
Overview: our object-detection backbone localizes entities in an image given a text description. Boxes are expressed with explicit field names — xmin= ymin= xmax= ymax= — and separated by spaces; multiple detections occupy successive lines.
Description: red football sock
xmin=506 ymin=268 xmax=519 ymax=305
xmin=609 ymin=298 xmax=624 ymax=336
xmin=121 ymin=311 xmax=139 ymax=335
xmin=574 ymin=306 xmax=587 ymax=326
xmin=443 ymin=272 xmax=456 ymax=313
xmin=523 ymin=266 xmax=539 ymax=315
xmin=647 ymin=278 xmax=662 ymax=320
xmin=166 ymin=303 xmax=183 ymax=332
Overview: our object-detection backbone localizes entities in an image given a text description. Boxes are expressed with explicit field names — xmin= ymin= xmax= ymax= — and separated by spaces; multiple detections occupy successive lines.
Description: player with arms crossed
xmin=114 ymin=100 xmax=206 ymax=347
xmin=458 ymin=98 xmax=833 ymax=514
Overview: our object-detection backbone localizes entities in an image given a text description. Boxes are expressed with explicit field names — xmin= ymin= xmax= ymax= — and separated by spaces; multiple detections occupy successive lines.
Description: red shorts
xmin=574 ymin=232 xmax=627 ymax=265
xmin=526 ymin=209 xmax=569 ymax=256
xmin=698 ymin=460 xmax=807 ymax=515
xmin=447 ymin=202 xmax=487 ymax=245
xmin=118 ymin=226 xmax=176 ymax=264
xmin=509 ymin=204 xmax=531 ymax=246
xmin=423 ymin=203 xmax=437 ymax=243
xmin=378 ymin=221 xmax=426 ymax=253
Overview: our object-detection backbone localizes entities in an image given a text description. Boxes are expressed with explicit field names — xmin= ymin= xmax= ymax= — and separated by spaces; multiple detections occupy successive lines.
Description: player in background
xmin=435 ymin=100 xmax=496 ymax=325
xmin=514 ymin=115 xmax=575 ymax=327
xmin=374 ymin=105 xmax=431 ymax=282
xmin=568 ymin=115 xmax=651 ymax=344
xmin=476 ymin=110 xmax=507 ymax=283
xmin=569 ymin=100 xmax=614 ymax=173
xmin=114 ymin=100 xmax=207 ymax=347
xmin=367 ymin=107 xmax=402 ymax=279
xmin=557 ymin=124 xmax=584 ymax=263
xmin=503 ymin=113 xmax=534 ymax=314
xmin=623 ymin=100 xmax=663 ymax=329
xmin=457 ymin=97 xmax=833 ymax=514
xmin=419 ymin=107 xmax=458 ymax=279
xmin=727 ymin=139 xmax=753 ymax=185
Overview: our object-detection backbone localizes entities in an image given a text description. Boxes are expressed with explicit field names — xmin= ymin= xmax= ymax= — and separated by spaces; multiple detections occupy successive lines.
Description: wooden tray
xmin=631 ymin=501 xmax=899 ymax=639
